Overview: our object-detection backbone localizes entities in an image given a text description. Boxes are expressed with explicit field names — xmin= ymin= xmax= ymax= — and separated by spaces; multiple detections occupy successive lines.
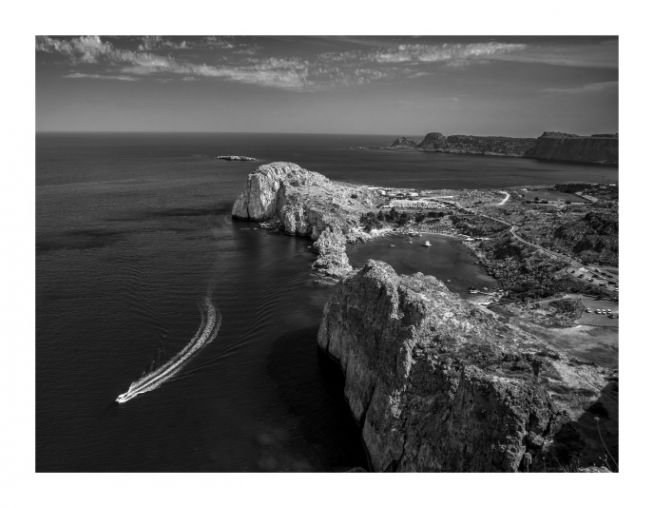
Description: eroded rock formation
xmin=232 ymin=162 xmax=381 ymax=278
xmin=318 ymin=260 xmax=617 ymax=471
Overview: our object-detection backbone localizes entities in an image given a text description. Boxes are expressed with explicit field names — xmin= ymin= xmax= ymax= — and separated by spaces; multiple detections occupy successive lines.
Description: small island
xmin=217 ymin=155 xmax=257 ymax=161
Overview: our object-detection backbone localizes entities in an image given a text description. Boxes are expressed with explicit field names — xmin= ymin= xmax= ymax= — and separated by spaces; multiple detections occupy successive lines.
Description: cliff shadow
xmin=547 ymin=379 xmax=619 ymax=471
xmin=266 ymin=326 xmax=369 ymax=472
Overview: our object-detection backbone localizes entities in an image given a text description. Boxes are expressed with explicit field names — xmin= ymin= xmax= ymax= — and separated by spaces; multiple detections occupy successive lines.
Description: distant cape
xmin=388 ymin=131 xmax=618 ymax=165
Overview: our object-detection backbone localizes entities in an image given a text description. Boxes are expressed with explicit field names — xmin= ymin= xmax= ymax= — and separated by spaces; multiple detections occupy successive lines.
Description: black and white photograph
xmin=34 ymin=32 xmax=619 ymax=473
xmin=4 ymin=0 xmax=651 ymax=505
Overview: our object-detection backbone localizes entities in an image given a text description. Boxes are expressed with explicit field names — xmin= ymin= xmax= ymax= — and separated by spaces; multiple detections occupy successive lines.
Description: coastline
xmin=381 ymin=131 xmax=618 ymax=166
xmin=231 ymin=161 xmax=618 ymax=472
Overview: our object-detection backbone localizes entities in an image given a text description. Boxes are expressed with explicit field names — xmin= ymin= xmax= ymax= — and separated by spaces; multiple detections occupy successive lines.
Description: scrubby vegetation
xmin=359 ymin=208 xmax=445 ymax=233
xmin=553 ymin=212 xmax=618 ymax=266
xmin=450 ymin=215 xmax=509 ymax=237
xmin=478 ymin=233 xmax=607 ymax=300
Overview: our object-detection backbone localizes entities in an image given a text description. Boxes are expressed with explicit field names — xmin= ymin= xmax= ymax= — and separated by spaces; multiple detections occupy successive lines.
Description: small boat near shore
xmin=423 ymin=240 xmax=431 ymax=247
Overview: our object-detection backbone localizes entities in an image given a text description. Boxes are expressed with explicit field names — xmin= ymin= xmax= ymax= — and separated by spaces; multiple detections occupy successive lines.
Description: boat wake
xmin=115 ymin=295 xmax=222 ymax=404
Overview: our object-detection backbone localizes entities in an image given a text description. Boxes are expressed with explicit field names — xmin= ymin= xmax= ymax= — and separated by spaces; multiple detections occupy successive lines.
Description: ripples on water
xmin=36 ymin=133 xmax=617 ymax=471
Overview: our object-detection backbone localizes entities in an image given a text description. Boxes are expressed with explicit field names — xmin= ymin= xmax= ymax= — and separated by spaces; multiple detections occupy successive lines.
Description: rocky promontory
xmin=417 ymin=132 xmax=536 ymax=157
xmin=387 ymin=131 xmax=619 ymax=165
xmin=231 ymin=162 xmax=381 ymax=278
xmin=232 ymin=163 xmax=618 ymax=472
xmin=525 ymin=132 xmax=618 ymax=165
xmin=318 ymin=260 xmax=617 ymax=472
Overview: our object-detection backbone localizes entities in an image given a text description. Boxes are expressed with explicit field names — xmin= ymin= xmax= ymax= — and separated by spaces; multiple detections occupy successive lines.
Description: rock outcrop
xmin=389 ymin=136 xmax=419 ymax=149
xmin=318 ymin=260 xmax=617 ymax=472
xmin=525 ymin=132 xmax=618 ymax=165
xmin=232 ymin=162 xmax=381 ymax=279
xmin=217 ymin=155 xmax=257 ymax=161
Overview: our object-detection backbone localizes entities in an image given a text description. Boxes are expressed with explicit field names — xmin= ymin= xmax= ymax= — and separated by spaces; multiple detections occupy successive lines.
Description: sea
xmin=35 ymin=133 xmax=618 ymax=471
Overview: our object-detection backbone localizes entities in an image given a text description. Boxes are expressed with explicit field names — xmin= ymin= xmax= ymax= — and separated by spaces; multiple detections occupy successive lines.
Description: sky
xmin=35 ymin=36 xmax=618 ymax=136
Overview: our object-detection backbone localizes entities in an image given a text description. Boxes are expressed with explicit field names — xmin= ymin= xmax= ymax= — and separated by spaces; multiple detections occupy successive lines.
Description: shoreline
xmin=231 ymin=161 xmax=618 ymax=472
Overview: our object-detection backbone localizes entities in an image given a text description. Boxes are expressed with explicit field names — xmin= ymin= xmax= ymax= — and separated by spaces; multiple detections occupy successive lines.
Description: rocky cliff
xmin=389 ymin=131 xmax=619 ymax=164
xmin=232 ymin=162 xmax=381 ymax=278
xmin=318 ymin=260 xmax=617 ymax=472
xmin=525 ymin=132 xmax=618 ymax=165
xmin=417 ymin=132 xmax=536 ymax=157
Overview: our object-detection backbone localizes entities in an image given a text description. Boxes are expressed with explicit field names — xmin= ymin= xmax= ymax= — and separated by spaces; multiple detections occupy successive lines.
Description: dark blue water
xmin=348 ymin=234 xmax=499 ymax=295
xmin=36 ymin=133 xmax=617 ymax=471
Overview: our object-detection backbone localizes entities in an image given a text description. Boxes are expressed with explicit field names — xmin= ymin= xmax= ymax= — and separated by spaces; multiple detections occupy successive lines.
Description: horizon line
xmin=35 ymin=129 xmax=615 ymax=137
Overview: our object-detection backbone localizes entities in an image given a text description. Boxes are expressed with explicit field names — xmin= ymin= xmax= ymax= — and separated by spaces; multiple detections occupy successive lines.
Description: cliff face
xmin=525 ymin=132 xmax=618 ymax=165
xmin=318 ymin=260 xmax=616 ymax=472
xmin=417 ymin=132 xmax=536 ymax=157
xmin=232 ymin=162 xmax=380 ymax=278
xmin=389 ymin=131 xmax=619 ymax=164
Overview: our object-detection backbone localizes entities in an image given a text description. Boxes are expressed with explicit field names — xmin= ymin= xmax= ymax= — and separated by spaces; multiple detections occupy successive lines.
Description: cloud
xmin=541 ymin=81 xmax=618 ymax=94
xmin=137 ymin=36 xmax=238 ymax=51
xmin=36 ymin=36 xmax=617 ymax=92
xmin=138 ymin=36 xmax=188 ymax=51
xmin=494 ymin=40 xmax=618 ymax=69
xmin=37 ymin=36 xmax=310 ymax=90
xmin=64 ymin=72 xmax=140 ymax=81
xmin=35 ymin=37 xmax=530 ymax=90
xmin=370 ymin=42 xmax=527 ymax=64
xmin=36 ymin=35 xmax=115 ymax=63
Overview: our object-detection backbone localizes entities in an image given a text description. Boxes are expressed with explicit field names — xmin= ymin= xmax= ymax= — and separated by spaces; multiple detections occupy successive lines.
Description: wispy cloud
xmin=369 ymin=42 xmax=527 ymax=64
xmin=138 ymin=36 xmax=189 ymax=51
xmin=137 ymin=35 xmax=237 ymax=51
xmin=37 ymin=35 xmax=116 ymax=64
xmin=541 ymin=81 xmax=618 ymax=94
xmin=495 ymin=40 xmax=618 ymax=69
xmin=36 ymin=36 xmax=617 ymax=92
xmin=38 ymin=36 xmax=309 ymax=90
xmin=64 ymin=72 xmax=140 ymax=81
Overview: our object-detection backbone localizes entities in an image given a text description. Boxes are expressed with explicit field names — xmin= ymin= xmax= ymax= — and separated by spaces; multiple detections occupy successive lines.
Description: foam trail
xmin=115 ymin=294 xmax=221 ymax=404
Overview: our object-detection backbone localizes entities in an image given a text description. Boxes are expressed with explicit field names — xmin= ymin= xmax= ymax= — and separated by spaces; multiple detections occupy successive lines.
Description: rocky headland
xmin=232 ymin=162 xmax=618 ymax=471
xmin=525 ymin=132 xmax=618 ymax=165
xmin=416 ymin=132 xmax=536 ymax=157
xmin=388 ymin=131 xmax=618 ymax=165
xmin=318 ymin=261 xmax=617 ymax=471
xmin=231 ymin=162 xmax=381 ymax=278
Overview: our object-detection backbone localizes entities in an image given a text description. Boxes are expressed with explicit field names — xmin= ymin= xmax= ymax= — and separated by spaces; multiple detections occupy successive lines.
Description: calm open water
xmin=36 ymin=133 xmax=618 ymax=471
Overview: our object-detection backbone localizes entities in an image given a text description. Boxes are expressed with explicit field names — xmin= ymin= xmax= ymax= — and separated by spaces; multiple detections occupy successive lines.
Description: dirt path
xmin=497 ymin=191 xmax=510 ymax=206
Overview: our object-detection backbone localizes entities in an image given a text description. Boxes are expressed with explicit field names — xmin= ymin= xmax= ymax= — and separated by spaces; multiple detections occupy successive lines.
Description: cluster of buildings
xmin=574 ymin=191 xmax=599 ymax=204
xmin=378 ymin=189 xmax=419 ymax=199
xmin=585 ymin=307 xmax=618 ymax=319
xmin=378 ymin=189 xmax=450 ymax=211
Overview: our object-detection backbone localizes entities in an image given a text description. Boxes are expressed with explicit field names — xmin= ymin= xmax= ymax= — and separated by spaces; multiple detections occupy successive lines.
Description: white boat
xmin=423 ymin=240 xmax=431 ymax=247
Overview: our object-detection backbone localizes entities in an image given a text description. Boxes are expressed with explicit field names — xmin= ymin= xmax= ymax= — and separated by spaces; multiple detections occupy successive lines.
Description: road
xmin=497 ymin=191 xmax=510 ymax=206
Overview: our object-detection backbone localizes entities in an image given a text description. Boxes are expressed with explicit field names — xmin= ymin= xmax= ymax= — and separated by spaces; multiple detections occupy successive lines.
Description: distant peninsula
xmin=389 ymin=131 xmax=618 ymax=166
